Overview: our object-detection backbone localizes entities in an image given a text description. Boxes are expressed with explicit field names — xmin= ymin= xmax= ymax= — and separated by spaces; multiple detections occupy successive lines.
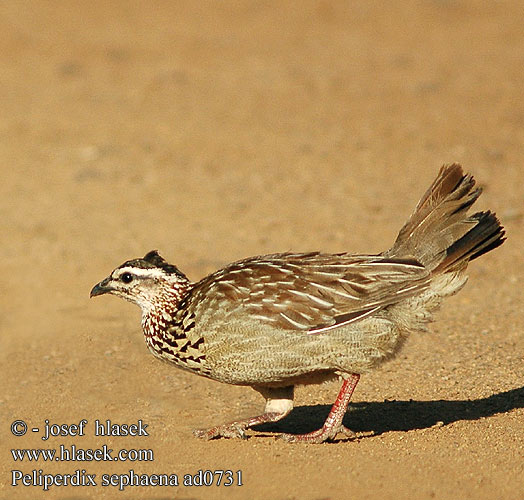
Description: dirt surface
xmin=1 ymin=1 xmax=523 ymax=499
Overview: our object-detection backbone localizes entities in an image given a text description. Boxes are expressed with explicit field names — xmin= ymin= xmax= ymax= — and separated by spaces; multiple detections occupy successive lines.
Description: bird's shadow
xmin=253 ymin=386 xmax=524 ymax=437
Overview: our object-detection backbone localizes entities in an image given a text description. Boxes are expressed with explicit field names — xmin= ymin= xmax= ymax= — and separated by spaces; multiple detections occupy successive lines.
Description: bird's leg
xmin=280 ymin=373 xmax=360 ymax=444
xmin=193 ymin=386 xmax=294 ymax=440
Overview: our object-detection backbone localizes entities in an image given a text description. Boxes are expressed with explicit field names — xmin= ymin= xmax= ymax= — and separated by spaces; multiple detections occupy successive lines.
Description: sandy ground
xmin=1 ymin=1 xmax=523 ymax=499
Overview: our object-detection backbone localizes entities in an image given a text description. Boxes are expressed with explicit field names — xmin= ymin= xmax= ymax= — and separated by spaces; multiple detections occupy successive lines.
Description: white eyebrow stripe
xmin=113 ymin=267 xmax=165 ymax=279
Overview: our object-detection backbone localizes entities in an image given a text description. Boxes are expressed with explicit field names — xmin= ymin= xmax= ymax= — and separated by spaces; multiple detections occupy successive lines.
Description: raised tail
xmin=386 ymin=164 xmax=505 ymax=272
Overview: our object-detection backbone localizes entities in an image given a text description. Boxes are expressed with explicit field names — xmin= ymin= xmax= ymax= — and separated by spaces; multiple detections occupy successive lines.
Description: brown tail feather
xmin=387 ymin=164 xmax=505 ymax=271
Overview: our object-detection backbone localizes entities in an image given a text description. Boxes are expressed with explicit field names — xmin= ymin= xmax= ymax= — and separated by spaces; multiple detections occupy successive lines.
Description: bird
xmin=90 ymin=164 xmax=505 ymax=443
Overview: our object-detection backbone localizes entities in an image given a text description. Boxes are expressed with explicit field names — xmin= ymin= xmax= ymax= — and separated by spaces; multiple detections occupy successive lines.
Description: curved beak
xmin=90 ymin=277 xmax=113 ymax=297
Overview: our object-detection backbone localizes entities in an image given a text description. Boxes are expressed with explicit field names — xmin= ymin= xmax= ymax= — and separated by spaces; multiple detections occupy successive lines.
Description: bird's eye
xmin=120 ymin=272 xmax=133 ymax=284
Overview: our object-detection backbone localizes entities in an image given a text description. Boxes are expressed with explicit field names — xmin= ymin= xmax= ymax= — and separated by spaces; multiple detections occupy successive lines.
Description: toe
xmin=277 ymin=431 xmax=326 ymax=444
xmin=193 ymin=423 xmax=247 ymax=440
xmin=339 ymin=425 xmax=357 ymax=439
xmin=193 ymin=428 xmax=216 ymax=440
xmin=278 ymin=433 xmax=296 ymax=443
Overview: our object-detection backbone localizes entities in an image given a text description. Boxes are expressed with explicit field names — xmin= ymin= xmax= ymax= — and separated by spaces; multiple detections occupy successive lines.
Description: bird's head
xmin=90 ymin=250 xmax=191 ymax=313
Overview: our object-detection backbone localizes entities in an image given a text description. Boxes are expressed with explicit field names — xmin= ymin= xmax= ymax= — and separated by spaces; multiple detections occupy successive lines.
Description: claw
xmin=278 ymin=424 xmax=357 ymax=444
xmin=339 ymin=425 xmax=357 ymax=439
xmin=193 ymin=422 xmax=248 ymax=440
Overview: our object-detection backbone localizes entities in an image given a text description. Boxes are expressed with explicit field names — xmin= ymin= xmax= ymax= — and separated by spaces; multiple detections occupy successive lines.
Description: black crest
xmin=143 ymin=250 xmax=171 ymax=268
xmin=119 ymin=250 xmax=188 ymax=279
xmin=142 ymin=250 xmax=187 ymax=278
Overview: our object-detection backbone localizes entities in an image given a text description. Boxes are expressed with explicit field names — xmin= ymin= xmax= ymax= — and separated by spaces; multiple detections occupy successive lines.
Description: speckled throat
xmin=141 ymin=283 xmax=210 ymax=376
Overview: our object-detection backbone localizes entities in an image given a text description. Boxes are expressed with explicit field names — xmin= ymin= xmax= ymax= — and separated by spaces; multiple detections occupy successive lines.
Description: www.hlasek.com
xmin=10 ymin=418 xmax=243 ymax=491
xmin=11 ymin=444 xmax=153 ymax=462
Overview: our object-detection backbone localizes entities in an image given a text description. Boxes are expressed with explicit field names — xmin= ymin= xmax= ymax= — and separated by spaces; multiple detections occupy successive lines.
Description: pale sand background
xmin=1 ymin=1 xmax=523 ymax=499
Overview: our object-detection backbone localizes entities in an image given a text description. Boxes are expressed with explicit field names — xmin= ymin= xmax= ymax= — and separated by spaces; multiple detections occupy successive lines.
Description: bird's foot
xmin=279 ymin=424 xmax=356 ymax=444
xmin=193 ymin=422 xmax=248 ymax=440
xmin=193 ymin=411 xmax=286 ymax=440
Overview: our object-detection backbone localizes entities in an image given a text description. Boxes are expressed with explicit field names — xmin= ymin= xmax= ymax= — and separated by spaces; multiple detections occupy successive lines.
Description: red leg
xmin=280 ymin=373 xmax=360 ymax=443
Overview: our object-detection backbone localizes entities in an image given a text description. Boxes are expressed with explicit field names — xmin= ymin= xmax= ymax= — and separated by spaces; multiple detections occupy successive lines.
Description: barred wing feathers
xmin=188 ymin=252 xmax=430 ymax=334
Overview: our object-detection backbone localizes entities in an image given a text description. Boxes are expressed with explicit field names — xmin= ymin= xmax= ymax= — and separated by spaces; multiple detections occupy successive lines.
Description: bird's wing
xmin=188 ymin=252 xmax=431 ymax=334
